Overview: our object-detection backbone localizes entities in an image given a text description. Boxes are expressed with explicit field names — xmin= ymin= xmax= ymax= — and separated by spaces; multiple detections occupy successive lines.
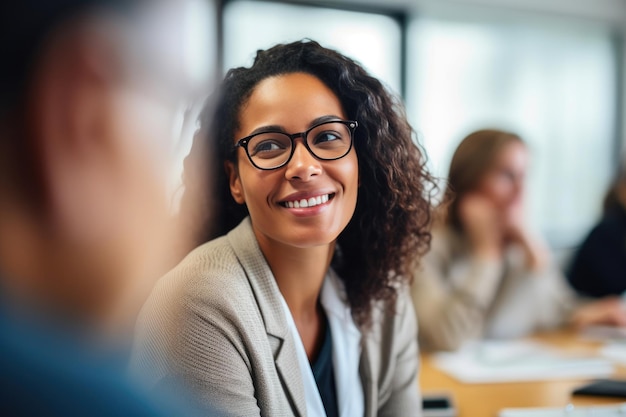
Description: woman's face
xmin=227 ymin=72 xmax=359 ymax=249
xmin=476 ymin=141 xmax=528 ymax=210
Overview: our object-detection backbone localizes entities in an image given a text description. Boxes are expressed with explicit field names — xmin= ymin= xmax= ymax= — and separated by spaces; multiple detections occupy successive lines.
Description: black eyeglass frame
xmin=234 ymin=120 xmax=358 ymax=171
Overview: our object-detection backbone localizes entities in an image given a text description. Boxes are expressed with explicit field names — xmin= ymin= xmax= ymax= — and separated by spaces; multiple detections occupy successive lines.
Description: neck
xmin=254 ymin=227 xmax=335 ymax=360
xmin=255 ymin=230 xmax=334 ymax=321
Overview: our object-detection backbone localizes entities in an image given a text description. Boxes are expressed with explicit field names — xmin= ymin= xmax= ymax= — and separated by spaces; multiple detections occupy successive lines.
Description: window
xmin=221 ymin=1 xmax=622 ymax=250
xmin=167 ymin=0 xmax=219 ymax=212
xmin=223 ymin=0 xmax=403 ymax=95
xmin=407 ymin=16 xmax=619 ymax=247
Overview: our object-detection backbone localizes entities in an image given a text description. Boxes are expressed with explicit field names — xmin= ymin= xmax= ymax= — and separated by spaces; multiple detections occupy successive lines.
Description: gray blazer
xmin=132 ymin=218 xmax=421 ymax=417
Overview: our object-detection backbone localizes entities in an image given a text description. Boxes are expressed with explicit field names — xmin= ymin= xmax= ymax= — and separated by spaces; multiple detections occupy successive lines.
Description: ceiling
xmin=285 ymin=0 xmax=626 ymax=26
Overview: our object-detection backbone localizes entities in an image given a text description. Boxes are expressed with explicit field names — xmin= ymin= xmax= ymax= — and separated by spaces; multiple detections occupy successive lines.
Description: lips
xmin=279 ymin=193 xmax=335 ymax=209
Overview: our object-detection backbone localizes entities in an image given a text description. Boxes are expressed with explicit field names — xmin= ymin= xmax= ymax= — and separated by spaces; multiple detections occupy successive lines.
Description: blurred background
xmin=174 ymin=0 xmax=626 ymax=262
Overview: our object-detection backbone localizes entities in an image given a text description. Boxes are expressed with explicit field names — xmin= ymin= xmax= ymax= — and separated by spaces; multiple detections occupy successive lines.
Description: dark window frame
xmin=219 ymin=0 xmax=410 ymax=98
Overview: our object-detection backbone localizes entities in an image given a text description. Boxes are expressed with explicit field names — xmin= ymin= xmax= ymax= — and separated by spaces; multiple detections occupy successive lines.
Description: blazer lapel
xmin=359 ymin=341 xmax=376 ymax=417
xmin=227 ymin=218 xmax=307 ymax=417
xmin=273 ymin=332 xmax=308 ymax=417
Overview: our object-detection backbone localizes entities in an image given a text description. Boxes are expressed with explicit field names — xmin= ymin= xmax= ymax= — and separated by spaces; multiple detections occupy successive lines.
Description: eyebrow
xmin=246 ymin=115 xmax=345 ymax=137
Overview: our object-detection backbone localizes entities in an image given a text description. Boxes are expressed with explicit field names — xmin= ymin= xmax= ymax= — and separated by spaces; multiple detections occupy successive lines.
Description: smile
xmin=280 ymin=193 xmax=335 ymax=209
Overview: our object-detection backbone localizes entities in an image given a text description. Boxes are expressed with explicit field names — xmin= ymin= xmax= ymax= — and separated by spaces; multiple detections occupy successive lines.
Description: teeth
xmin=283 ymin=194 xmax=332 ymax=208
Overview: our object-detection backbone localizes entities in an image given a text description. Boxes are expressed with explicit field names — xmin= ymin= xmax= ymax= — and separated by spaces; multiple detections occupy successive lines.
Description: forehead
xmin=238 ymin=73 xmax=346 ymax=133
xmin=494 ymin=141 xmax=528 ymax=167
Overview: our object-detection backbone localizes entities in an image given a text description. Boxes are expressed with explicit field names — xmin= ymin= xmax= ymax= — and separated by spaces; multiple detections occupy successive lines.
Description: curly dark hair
xmin=182 ymin=40 xmax=435 ymax=327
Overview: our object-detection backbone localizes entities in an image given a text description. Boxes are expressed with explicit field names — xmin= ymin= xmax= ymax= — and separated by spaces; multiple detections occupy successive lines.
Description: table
xmin=419 ymin=330 xmax=626 ymax=416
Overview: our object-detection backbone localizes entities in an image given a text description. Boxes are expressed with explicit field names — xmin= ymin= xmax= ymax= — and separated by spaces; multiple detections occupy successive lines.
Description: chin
xmin=286 ymin=235 xmax=337 ymax=249
xmin=279 ymin=228 xmax=341 ymax=249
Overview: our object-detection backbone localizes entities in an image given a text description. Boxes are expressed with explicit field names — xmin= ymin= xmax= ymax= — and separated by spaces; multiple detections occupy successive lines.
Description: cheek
xmin=238 ymin=163 xmax=279 ymax=208
xmin=478 ymin=176 xmax=501 ymax=201
xmin=336 ymin=152 xmax=359 ymax=207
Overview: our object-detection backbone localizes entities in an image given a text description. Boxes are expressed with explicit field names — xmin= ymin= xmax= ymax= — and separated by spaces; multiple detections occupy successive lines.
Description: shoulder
xmin=146 ymin=236 xmax=249 ymax=311
xmin=177 ymin=236 xmax=251 ymax=300
xmin=363 ymin=286 xmax=418 ymax=363
xmin=133 ymin=231 xmax=269 ymax=377
xmin=427 ymin=225 xmax=461 ymax=258
xmin=582 ymin=212 xmax=626 ymax=247
xmin=362 ymin=286 xmax=419 ymax=405
xmin=137 ymin=232 xmax=262 ymax=345
xmin=369 ymin=286 xmax=416 ymax=335
xmin=413 ymin=225 xmax=460 ymax=278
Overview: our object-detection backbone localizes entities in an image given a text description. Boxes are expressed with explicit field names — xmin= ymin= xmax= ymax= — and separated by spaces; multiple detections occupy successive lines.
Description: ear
xmin=225 ymin=161 xmax=245 ymax=204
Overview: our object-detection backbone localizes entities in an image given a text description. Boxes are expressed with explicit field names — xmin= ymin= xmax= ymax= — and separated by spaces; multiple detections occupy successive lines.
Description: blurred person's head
xmin=183 ymin=40 xmax=434 ymax=326
xmin=0 ymin=0 xmax=213 ymax=328
xmin=444 ymin=129 xmax=527 ymax=231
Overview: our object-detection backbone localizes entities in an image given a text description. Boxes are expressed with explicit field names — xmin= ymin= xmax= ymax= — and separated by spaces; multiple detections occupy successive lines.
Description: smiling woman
xmin=132 ymin=40 xmax=434 ymax=417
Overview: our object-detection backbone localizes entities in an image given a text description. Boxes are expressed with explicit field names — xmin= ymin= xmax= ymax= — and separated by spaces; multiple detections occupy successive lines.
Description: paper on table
xmin=602 ymin=342 xmax=626 ymax=365
xmin=433 ymin=340 xmax=614 ymax=384
xmin=499 ymin=403 xmax=626 ymax=417
xmin=580 ymin=325 xmax=626 ymax=342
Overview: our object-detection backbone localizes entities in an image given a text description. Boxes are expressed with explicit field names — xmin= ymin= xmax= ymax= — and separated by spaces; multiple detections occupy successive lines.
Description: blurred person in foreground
xmin=411 ymin=129 xmax=626 ymax=351
xmin=0 ymin=0 xmax=214 ymax=415
xmin=568 ymin=162 xmax=626 ymax=297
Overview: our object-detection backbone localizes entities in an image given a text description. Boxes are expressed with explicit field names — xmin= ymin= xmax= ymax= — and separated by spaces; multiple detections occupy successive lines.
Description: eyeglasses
xmin=234 ymin=120 xmax=358 ymax=170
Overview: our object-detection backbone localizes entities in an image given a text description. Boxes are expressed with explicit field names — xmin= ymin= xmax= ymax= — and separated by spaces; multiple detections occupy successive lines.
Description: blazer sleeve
xmin=411 ymin=232 xmax=504 ymax=351
xmin=131 ymin=265 xmax=263 ymax=417
xmin=171 ymin=287 xmax=262 ymax=417
xmin=377 ymin=289 xmax=422 ymax=417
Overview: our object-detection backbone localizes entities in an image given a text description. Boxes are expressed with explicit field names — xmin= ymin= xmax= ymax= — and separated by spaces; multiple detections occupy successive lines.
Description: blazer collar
xmin=227 ymin=217 xmax=307 ymax=417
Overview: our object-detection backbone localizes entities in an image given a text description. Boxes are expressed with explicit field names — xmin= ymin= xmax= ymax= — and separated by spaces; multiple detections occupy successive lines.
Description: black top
xmin=567 ymin=206 xmax=626 ymax=297
xmin=311 ymin=315 xmax=339 ymax=417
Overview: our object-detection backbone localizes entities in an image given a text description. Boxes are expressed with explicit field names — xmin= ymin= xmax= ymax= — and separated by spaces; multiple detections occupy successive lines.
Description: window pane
xmin=223 ymin=0 xmax=402 ymax=95
xmin=167 ymin=0 xmax=219 ymax=213
xmin=408 ymin=17 xmax=618 ymax=247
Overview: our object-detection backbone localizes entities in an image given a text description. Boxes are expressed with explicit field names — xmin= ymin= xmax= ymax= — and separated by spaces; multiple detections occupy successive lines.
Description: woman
xmin=411 ymin=129 xmax=626 ymax=352
xmin=133 ymin=40 xmax=433 ymax=416
xmin=568 ymin=165 xmax=626 ymax=297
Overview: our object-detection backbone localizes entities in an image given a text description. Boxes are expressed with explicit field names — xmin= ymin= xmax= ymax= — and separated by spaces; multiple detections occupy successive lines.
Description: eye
xmin=309 ymin=122 xmax=351 ymax=149
xmin=495 ymin=168 xmax=517 ymax=184
xmin=255 ymin=140 xmax=282 ymax=152
xmin=314 ymin=132 xmax=341 ymax=144
xmin=249 ymin=137 xmax=289 ymax=159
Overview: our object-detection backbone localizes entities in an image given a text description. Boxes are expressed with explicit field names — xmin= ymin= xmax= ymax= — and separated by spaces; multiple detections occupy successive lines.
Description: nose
xmin=284 ymin=138 xmax=322 ymax=181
